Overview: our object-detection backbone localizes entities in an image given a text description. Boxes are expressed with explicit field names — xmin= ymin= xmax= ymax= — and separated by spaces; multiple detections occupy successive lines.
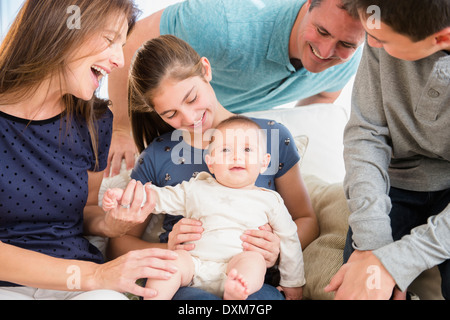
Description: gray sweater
xmin=343 ymin=41 xmax=450 ymax=291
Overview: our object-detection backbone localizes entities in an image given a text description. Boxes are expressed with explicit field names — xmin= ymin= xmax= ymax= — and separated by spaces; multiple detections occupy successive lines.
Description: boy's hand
xmin=325 ymin=250 xmax=396 ymax=300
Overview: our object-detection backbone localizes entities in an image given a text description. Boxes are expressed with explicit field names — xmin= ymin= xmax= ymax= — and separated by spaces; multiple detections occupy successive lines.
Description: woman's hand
xmin=90 ymin=248 xmax=178 ymax=299
xmin=167 ymin=218 xmax=204 ymax=251
xmin=241 ymin=224 xmax=280 ymax=268
xmin=102 ymin=180 xmax=156 ymax=238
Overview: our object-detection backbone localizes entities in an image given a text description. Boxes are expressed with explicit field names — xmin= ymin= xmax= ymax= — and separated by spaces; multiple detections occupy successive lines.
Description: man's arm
xmin=106 ymin=10 xmax=164 ymax=177
xmin=325 ymin=43 xmax=395 ymax=299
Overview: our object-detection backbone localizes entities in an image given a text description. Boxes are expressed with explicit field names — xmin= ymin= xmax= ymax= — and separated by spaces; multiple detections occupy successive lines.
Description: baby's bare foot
xmin=223 ymin=269 xmax=249 ymax=300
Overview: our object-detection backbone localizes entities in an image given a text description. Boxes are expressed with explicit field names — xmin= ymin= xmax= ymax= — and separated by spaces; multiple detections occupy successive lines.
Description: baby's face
xmin=205 ymin=124 xmax=270 ymax=189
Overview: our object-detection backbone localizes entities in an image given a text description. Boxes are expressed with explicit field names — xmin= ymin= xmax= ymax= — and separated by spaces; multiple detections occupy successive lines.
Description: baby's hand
xmin=102 ymin=188 xmax=124 ymax=211
xmin=102 ymin=184 xmax=149 ymax=212
xmin=101 ymin=181 xmax=154 ymax=238
xmin=280 ymin=286 xmax=303 ymax=300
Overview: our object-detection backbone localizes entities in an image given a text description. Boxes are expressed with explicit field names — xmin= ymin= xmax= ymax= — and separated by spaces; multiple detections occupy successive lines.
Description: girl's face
xmin=64 ymin=15 xmax=129 ymax=100
xmin=152 ymin=58 xmax=220 ymax=134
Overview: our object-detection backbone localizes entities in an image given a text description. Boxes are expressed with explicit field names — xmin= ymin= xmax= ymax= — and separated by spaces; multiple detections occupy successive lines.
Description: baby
xmin=103 ymin=116 xmax=305 ymax=300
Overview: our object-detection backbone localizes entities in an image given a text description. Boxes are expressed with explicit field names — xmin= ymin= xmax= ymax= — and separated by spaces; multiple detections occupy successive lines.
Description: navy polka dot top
xmin=0 ymin=108 xmax=113 ymax=287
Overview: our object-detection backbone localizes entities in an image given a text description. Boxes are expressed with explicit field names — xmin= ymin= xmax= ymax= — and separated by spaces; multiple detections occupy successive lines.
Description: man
xmin=106 ymin=0 xmax=365 ymax=176
xmin=326 ymin=0 xmax=450 ymax=299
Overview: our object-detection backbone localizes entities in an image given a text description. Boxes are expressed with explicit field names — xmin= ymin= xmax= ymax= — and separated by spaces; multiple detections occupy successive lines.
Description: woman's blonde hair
xmin=0 ymin=0 xmax=140 ymax=169
xmin=128 ymin=35 xmax=206 ymax=153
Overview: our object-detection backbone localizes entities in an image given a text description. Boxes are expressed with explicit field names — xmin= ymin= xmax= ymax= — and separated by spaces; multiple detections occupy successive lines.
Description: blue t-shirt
xmin=160 ymin=0 xmax=362 ymax=113
xmin=131 ymin=117 xmax=300 ymax=242
xmin=0 ymin=108 xmax=113 ymax=287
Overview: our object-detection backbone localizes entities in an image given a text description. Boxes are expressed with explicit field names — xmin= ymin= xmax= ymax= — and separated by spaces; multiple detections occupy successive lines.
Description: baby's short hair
xmin=208 ymin=115 xmax=267 ymax=154
xmin=216 ymin=115 xmax=261 ymax=130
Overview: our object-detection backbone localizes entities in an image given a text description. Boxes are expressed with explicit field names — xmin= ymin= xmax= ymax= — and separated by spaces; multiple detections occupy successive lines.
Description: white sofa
xmin=98 ymin=103 xmax=443 ymax=300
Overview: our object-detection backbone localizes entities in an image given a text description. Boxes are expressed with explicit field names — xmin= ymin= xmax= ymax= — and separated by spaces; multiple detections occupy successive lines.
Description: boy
xmin=103 ymin=116 xmax=305 ymax=300
xmin=325 ymin=0 xmax=450 ymax=300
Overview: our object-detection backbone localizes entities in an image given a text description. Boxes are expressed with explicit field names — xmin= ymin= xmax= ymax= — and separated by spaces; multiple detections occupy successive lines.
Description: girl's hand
xmin=91 ymin=248 xmax=178 ymax=299
xmin=241 ymin=224 xmax=280 ymax=268
xmin=102 ymin=180 xmax=156 ymax=238
xmin=168 ymin=218 xmax=203 ymax=251
xmin=104 ymin=129 xmax=137 ymax=178
xmin=279 ymin=286 xmax=303 ymax=300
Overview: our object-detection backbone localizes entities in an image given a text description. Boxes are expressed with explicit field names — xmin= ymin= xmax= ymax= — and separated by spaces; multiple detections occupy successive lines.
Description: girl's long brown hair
xmin=128 ymin=35 xmax=206 ymax=153
xmin=0 ymin=0 xmax=140 ymax=169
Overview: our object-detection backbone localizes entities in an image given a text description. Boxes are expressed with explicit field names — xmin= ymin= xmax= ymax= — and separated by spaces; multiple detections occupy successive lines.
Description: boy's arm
xmin=328 ymin=205 xmax=450 ymax=298
xmin=373 ymin=203 xmax=450 ymax=291
xmin=343 ymin=42 xmax=394 ymax=251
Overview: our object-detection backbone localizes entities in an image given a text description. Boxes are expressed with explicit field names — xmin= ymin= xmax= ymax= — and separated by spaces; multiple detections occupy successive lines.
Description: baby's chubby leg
xmin=145 ymin=250 xmax=195 ymax=300
xmin=224 ymin=251 xmax=266 ymax=300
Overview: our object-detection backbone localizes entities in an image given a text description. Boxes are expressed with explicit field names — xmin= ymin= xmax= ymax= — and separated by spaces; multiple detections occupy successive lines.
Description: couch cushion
xmin=302 ymin=174 xmax=350 ymax=300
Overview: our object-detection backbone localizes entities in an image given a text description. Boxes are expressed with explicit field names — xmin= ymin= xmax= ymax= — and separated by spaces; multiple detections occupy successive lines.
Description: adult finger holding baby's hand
xmin=103 ymin=180 xmax=155 ymax=237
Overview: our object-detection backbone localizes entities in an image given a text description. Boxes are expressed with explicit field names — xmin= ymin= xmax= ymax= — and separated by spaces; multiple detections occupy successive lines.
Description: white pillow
xmin=243 ymin=103 xmax=349 ymax=184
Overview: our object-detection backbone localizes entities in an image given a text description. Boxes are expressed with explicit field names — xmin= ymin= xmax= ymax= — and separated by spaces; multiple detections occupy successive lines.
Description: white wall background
xmin=0 ymin=0 xmax=23 ymax=40
xmin=135 ymin=0 xmax=183 ymax=16
xmin=0 ymin=0 xmax=183 ymax=40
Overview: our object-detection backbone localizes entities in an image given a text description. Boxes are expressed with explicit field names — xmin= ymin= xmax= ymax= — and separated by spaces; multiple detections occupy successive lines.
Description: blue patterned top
xmin=0 ymin=109 xmax=112 ymax=287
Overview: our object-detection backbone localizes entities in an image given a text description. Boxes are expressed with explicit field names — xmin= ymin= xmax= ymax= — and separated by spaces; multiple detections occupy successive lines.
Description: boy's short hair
xmin=343 ymin=0 xmax=450 ymax=42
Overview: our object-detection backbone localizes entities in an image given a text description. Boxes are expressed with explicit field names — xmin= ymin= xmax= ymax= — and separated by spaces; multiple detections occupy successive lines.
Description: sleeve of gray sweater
xmin=373 ymin=204 xmax=450 ymax=291
xmin=343 ymin=42 xmax=394 ymax=251
xmin=344 ymin=42 xmax=450 ymax=290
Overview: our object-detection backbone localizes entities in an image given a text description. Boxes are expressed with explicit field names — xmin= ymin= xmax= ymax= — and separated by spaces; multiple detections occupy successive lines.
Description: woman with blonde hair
xmin=0 ymin=0 xmax=178 ymax=300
